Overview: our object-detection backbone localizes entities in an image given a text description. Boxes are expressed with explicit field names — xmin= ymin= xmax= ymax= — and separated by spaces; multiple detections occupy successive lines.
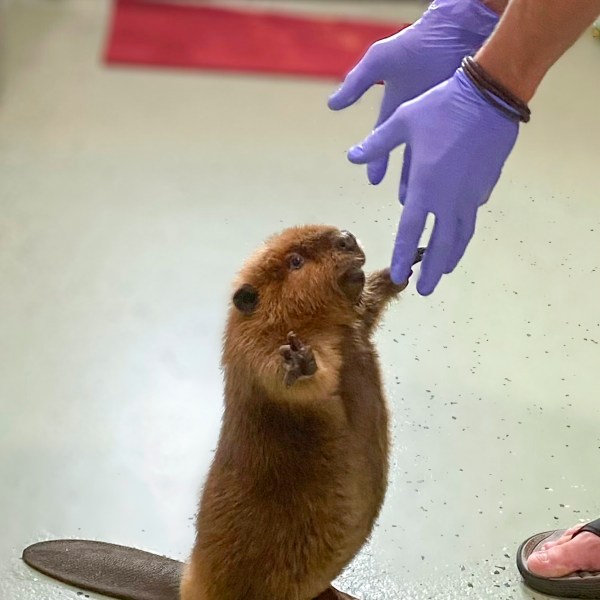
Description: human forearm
xmin=475 ymin=0 xmax=600 ymax=101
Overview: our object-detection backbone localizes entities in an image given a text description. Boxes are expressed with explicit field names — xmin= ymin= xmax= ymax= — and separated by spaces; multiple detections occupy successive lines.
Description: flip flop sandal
xmin=22 ymin=539 xmax=358 ymax=600
xmin=517 ymin=517 xmax=600 ymax=598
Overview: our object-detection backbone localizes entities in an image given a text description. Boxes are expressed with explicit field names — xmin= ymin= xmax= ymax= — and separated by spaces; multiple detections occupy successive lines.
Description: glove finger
xmin=444 ymin=209 xmax=477 ymax=274
xmin=416 ymin=211 xmax=458 ymax=296
xmin=366 ymin=87 xmax=405 ymax=185
xmin=390 ymin=201 xmax=428 ymax=285
xmin=328 ymin=55 xmax=381 ymax=111
xmin=399 ymin=144 xmax=412 ymax=206
xmin=376 ymin=82 xmax=407 ymax=128
xmin=348 ymin=107 xmax=410 ymax=164
xmin=367 ymin=156 xmax=389 ymax=186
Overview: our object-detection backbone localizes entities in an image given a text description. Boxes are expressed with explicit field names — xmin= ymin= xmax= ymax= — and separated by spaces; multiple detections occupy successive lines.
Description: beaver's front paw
xmin=372 ymin=246 xmax=426 ymax=291
xmin=279 ymin=332 xmax=317 ymax=387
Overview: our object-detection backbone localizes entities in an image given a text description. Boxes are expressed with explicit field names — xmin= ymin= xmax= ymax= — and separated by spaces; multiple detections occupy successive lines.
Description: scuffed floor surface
xmin=2 ymin=1 xmax=600 ymax=599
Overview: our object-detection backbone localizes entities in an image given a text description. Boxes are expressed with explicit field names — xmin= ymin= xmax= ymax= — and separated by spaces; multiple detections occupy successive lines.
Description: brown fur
xmin=180 ymin=225 xmax=417 ymax=600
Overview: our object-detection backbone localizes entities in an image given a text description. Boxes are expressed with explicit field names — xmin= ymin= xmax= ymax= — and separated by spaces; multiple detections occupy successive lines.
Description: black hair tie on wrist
xmin=461 ymin=56 xmax=531 ymax=124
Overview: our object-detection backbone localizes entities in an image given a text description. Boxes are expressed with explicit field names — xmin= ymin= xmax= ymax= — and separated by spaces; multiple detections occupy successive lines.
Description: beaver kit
xmin=23 ymin=225 xmax=425 ymax=600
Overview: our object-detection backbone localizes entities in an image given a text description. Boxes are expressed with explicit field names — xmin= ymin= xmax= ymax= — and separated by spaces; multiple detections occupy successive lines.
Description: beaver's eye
xmin=288 ymin=253 xmax=304 ymax=270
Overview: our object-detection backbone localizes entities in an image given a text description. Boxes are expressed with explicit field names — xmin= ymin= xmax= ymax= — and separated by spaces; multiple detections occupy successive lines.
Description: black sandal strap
xmin=572 ymin=517 xmax=600 ymax=539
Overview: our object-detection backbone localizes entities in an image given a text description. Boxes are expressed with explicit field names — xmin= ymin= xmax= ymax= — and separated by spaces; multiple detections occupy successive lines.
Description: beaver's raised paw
xmin=279 ymin=332 xmax=317 ymax=387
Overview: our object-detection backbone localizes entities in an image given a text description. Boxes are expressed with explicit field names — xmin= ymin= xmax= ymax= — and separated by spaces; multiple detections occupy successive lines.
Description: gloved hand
xmin=328 ymin=0 xmax=499 ymax=185
xmin=347 ymin=68 xmax=519 ymax=295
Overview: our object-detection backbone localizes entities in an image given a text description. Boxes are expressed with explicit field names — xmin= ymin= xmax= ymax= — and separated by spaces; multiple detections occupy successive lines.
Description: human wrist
xmin=473 ymin=0 xmax=600 ymax=104
xmin=461 ymin=57 xmax=531 ymax=122
xmin=474 ymin=43 xmax=543 ymax=103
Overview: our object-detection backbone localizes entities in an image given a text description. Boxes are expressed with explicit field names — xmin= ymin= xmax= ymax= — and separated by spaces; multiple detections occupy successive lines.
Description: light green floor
xmin=1 ymin=1 xmax=600 ymax=599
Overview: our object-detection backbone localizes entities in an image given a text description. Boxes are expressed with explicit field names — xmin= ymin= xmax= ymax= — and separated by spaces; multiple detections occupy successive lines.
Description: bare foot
xmin=527 ymin=524 xmax=600 ymax=577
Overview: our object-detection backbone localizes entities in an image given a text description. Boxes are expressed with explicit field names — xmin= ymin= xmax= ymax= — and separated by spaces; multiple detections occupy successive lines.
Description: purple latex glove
xmin=328 ymin=0 xmax=498 ymax=185
xmin=347 ymin=68 xmax=519 ymax=295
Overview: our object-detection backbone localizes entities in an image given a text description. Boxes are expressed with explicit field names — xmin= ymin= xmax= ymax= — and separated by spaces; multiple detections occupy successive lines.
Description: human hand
xmin=328 ymin=0 xmax=498 ymax=185
xmin=346 ymin=69 xmax=519 ymax=295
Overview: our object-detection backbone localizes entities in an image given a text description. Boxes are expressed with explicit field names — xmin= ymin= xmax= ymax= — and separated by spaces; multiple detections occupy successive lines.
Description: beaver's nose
xmin=334 ymin=230 xmax=358 ymax=252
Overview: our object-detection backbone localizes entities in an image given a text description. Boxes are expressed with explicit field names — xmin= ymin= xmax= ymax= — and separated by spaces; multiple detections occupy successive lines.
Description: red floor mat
xmin=104 ymin=0 xmax=407 ymax=80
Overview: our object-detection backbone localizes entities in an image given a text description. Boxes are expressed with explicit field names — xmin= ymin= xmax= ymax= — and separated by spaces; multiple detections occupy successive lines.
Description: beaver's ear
xmin=233 ymin=284 xmax=259 ymax=314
